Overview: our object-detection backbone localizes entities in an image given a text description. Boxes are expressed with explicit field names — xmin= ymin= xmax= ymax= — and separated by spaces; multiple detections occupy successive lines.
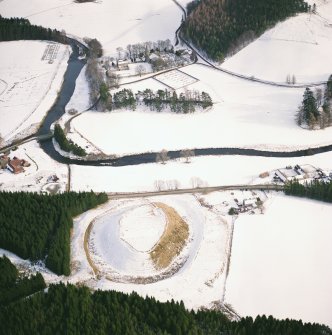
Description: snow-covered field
xmin=1 ymin=0 xmax=332 ymax=328
xmin=1 ymin=193 xmax=232 ymax=311
xmin=222 ymin=2 xmax=332 ymax=83
xmin=0 ymin=141 xmax=68 ymax=193
xmin=79 ymin=194 xmax=231 ymax=309
xmin=65 ymin=65 xmax=90 ymax=113
xmin=70 ymin=151 xmax=332 ymax=193
xmin=0 ymin=41 xmax=70 ymax=143
xmin=225 ymin=195 xmax=332 ymax=328
xmin=155 ymin=69 xmax=198 ymax=90
xmin=0 ymin=0 xmax=182 ymax=56
xmin=70 ymin=77 xmax=332 ymax=155
xmin=62 ymin=1 xmax=332 ymax=155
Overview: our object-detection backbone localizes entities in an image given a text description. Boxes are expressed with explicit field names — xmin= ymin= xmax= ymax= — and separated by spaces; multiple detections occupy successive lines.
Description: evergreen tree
xmin=182 ymin=0 xmax=308 ymax=60
xmin=0 ymin=192 xmax=108 ymax=275
xmin=302 ymin=88 xmax=319 ymax=123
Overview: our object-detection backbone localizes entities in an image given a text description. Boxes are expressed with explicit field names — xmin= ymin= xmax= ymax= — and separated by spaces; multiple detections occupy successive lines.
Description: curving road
xmin=171 ymin=0 xmax=328 ymax=88
xmin=3 ymin=10 xmax=332 ymax=167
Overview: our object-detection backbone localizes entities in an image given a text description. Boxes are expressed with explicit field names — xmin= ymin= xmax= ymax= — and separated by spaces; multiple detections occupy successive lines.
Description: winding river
xmin=37 ymin=39 xmax=332 ymax=167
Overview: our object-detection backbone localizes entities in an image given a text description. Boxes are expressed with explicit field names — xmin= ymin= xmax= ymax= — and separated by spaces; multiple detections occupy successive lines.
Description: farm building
xmin=117 ymin=59 xmax=129 ymax=71
xmin=7 ymin=156 xmax=30 ymax=174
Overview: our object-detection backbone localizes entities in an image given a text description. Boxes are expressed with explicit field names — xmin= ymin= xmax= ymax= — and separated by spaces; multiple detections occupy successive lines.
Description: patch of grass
xmin=150 ymin=203 xmax=189 ymax=270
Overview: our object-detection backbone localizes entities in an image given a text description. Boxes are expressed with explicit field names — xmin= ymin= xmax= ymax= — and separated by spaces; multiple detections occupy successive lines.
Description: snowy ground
xmin=0 ymin=193 xmax=232 ymax=311
xmin=0 ymin=141 xmax=68 ymax=193
xmin=65 ymin=65 xmax=90 ymax=113
xmin=70 ymin=62 xmax=332 ymax=156
xmin=0 ymin=41 xmax=70 ymax=144
xmin=0 ymin=0 xmax=182 ymax=56
xmin=77 ymin=194 xmax=231 ymax=310
xmin=23 ymin=1 xmax=332 ymax=157
xmin=225 ymin=194 xmax=332 ymax=328
xmin=222 ymin=1 xmax=332 ymax=83
xmin=70 ymin=151 xmax=332 ymax=193
xmin=0 ymin=0 xmax=332 ymax=328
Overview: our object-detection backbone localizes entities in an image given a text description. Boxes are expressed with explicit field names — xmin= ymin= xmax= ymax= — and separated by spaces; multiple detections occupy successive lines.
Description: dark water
xmin=40 ymin=143 xmax=332 ymax=167
xmin=38 ymin=40 xmax=86 ymax=135
xmin=38 ymin=40 xmax=332 ymax=167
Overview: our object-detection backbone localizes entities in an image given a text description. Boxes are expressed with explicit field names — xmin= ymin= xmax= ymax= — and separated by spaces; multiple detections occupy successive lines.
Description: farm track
xmin=0 ymin=78 xmax=8 ymax=97
xmin=107 ymin=184 xmax=284 ymax=200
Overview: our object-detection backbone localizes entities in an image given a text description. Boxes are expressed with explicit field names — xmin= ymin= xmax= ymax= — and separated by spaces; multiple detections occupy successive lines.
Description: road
xmin=171 ymin=0 xmax=328 ymax=88
xmin=0 ymin=133 xmax=53 ymax=154
xmin=107 ymin=184 xmax=284 ymax=199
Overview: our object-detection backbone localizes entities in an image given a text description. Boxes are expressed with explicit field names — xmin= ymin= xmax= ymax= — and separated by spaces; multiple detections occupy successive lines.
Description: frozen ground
xmin=39 ymin=1 xmax=332 ymax=156
xmin=0 ymin=141 xmax=68 ymax=193
xmin=0 ymin=0 xmax=182 ymax=56
xmin=225 ymin=194 xmax=332 ymax=328
xmin=222 ymin=1 xmax=332 ymax=83
xmin=70 ymin=150 xmax=332 ymax=193
xmin=65 ymin=65 xmax=90 ymax=113
xmin=70 ymin=62 xmax=332 ymax=156
xmin=0 ymin=41 xmax=70 ymax=144
xmin=83 ymin=194 xmax=231 ymax=309
xmin=1 ymin=193 xmax=232 ymax=311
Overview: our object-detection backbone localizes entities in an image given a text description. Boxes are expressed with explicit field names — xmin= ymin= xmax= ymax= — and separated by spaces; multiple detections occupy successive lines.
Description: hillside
xmin=182 ymin=0 xmax=308 ymax=60
xmin=1 ymin=283 xmax=331 ymax=335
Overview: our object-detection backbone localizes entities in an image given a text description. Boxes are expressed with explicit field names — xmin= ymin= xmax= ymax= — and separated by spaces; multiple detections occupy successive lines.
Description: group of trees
xmin=84 ymin=37 xmax=103 ymax=58
xmin=86 ymin=57 xmax=106 ymax=103
xmin=0 ymin=15 xmax=67 ymax=43
xmin=140 ymin=89 xmax=213 ymax=112
xmin=113 ymin=39 xmax=193 ymax=72
xmin=296 ymin=75 xmax=332 ymax=129
xmin=0 ymin=282 xmax=330 ymax=334
xmin=182 ymin=0 xmax=308 ymax=60
xmin=117 ymin=39 xmax=174 ymax=62
xmin=0 ymin=256 xmax=46 ymax=306
xmin=111 ymin=88 xmax=212 ymax=113
xmin=284 ymin=179 xmax=332 ymax=203
xmin=0 ymin=191 xmax=108 ymax=275
xmin=54 ymin=124 xmax=87 ymax=157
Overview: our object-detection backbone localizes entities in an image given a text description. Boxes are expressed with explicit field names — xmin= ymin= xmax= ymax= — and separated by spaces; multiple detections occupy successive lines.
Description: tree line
xmin=284 ymin=179 xmax=332 ymax=202
xmin=54 ymin=124 xmax=87 ymax=157
xmin=0 ymin=15 xmax=67 ymax=43
xmin=0 ymin=282 xmax=330 ymax=335
xmin=111 ymin=88 xmax=213 ymax=113
xmin=182 ymin=0 xmax=308 ymax=60
xmin=0 ymin=191 xmax=108 ymax=275
xmin=296 ymin=75 xmax=332 ymax=129
xmin=0 ymin=256 xmax=46 ymax=306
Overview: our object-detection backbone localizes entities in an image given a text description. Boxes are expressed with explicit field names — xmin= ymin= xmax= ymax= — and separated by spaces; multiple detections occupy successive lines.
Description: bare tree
xmin=116 ymin=47 xmax=124 ymax=59
xmin=135 ymin=64 xmax=146 ymax=77
xmin=180 ymin=149 xmax=195 ymax=163
xmin=156 ymin=149 xmax=169 ymax=164
xmin=154 ymin=180 xmax=165 ymax=191
xmin=190 ymin=177 xmax=204 ymax=188
xmin=0 ymin=133 xmax=3 ymax=148
xmin=86 ymin=58 xmax=104 ymax=102
xmin=292 ymin=75 xmax=296 ymax=85
xmin=166 ymin=180 xmax=180 ymax=190
xmin=107 ymin=71 xmax=119 ymax=89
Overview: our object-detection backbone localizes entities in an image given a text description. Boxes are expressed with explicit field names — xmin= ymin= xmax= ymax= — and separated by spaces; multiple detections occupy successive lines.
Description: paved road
xmin=107 ymin=184 xmax=284 ymax=199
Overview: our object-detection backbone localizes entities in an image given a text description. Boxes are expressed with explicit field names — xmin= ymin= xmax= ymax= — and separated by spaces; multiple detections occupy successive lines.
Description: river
xmin=37 ymin=39 xmax=332 ymax=167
